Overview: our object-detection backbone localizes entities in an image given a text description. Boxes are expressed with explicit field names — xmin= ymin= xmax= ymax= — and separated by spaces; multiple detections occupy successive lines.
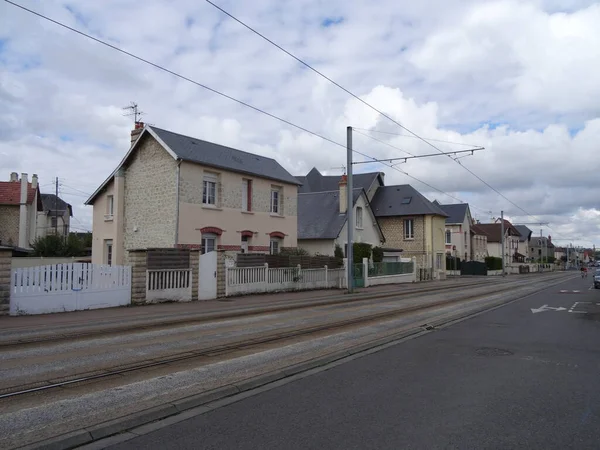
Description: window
xmin=270 ymin=187 xmax=281 ymax=214
xmin=105 ymin=240 xmax=113 ymax=266
xmin=51 ymin=216 xmax=58 ymax=228
xmin=404 ymin=219 xmax=414 ymax=239
xmin=436 ymin=253 xmax=443 ymax=270
xmin=242 ymin=179 xmax=252 ymax=212
xmin=445 ymin=230 xmax=451 ymax=244
xmin=464 ymin=231 xmax=467 ymax=247
xmin=241 ymin=235 xmax=249 ymax=253
xmin=270 ymin=238 xmax=281 ymax=255
xmin=203 ymin=173 xmax=217 ymax=206
xmin=201 ymin=234 xmax=216 ymax=254
xmin=356 ymin=207 xmax=363 ymax=229
xmin=107 ymin=195 xmax=114 ymax=215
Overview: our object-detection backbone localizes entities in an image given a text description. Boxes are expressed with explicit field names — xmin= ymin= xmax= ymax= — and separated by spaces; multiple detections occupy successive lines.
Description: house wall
xmin=26 ymin=200 xmax=37 ymax=247
xmin=426 ymin=215 xmax=447 ymax=272
xmin=471 ymin=234 xmax=488 ymax=261
xmin=487 ymin=236 xmax=519 ymax=261
xmin=91 ymin=180 xmax=116 ymax=265
xmin=336 ymin=195 xmax=383 ymax=253
xmin=177 ymin=161 xmax=298 ymax=251
xmin=378 ymin=215 xmax=430 ymax=267
xmin=0 ymin=206 xmax=19 ymax=246
xmin=123 ymin=135 xmax=178 ymax=252
xmin=298 ymin=239 xmax=335 ymax=256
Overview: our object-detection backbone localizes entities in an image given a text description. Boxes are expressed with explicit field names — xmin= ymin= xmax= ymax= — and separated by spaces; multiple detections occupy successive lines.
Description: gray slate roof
xmin=436 ymin=203 xmax=468 ymax=224
xmin=40 ymin=194 xmax=73 ymax=216
xmin=371 ymin=185 xmax=448 ymax=218
xmin=151 ymin=126 xmax=300 ymax=186
xmin=514 ymin=225 xmax=533 ymax=242
xmin=296 ymin=167 xmax=381 ymax=194
xmin=298 ymin=189 xmax=363 ymax=240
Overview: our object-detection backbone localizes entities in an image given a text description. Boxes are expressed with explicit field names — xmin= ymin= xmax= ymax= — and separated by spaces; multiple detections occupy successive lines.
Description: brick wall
xmin=378 ymin=216 xmax=429 ymax=268
xmin=124 ymin=135 xmax=177 ymax=250
xmin=216 ymin=250 xmax=226 ymax=297
xmin=0 ymin=206 xmax=19 ymax=246
xmin=0 ymin=249 xmax=11 ymax=315
xmin=128 ymin=250 xmax=147 ymax=305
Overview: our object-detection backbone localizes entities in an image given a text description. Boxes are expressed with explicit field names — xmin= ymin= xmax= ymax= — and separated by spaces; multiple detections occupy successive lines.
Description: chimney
xmin=339 ymin=174 xmax=347 ymax=214
xmin=18 ymin=173 xmax=28 ymax=248
xmin=548 ymin=235 xmax=551 ymax=243
xmin=130 ymin=121 xmax=144 ymax=146
xmin=10 ymin=172 xmax=18 ymax=182
xmin=31 ymin=174 xmax=38 ymax=189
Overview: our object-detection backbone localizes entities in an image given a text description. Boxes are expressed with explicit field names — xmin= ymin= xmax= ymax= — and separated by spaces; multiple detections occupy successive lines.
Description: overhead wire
xmin=204 ymin=0 xmax=547 ymax=223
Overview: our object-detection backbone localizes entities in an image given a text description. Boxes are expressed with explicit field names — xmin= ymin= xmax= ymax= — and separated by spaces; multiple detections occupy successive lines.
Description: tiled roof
xmin=475 ymin=221 xmax=521 ymax=242
xmin=437 ymin=203 xmax=469 ymax=224
xmin=0 ymin=181 xmax=38 ymax=206
xmin=296 ymin=167 xmax=382 ymax=194
xmin=371 ymin=185 xmax=448 ymax=218
xmin=40 ymin=194 xmax=73 ymax=216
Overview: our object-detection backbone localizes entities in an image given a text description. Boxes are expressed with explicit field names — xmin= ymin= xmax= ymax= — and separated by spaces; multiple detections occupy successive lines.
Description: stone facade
xmin=0 ymin=206 xmax=19 ymax=246
xmin=190 ymin=249 xmax=199 ymax=300
xmin=0 ymin=248 xmax=11 ymax=315
xmin=123 ymin=135 xmax=178 ymax=250
xmin=216 ymin=250 xmax=226 ymax=297
xmin=128 ymin=250 xmax=147 ymax=305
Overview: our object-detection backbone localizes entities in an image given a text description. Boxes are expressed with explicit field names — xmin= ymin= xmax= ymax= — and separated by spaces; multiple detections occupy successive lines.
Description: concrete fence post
xmin=324 ymin=265 xmax=328 ymax=288
xmin=128 ymin=249 xmax=147 ymax=305
xmin=363 ymin=257 xmax=369 ymax=288
xmin=343 ymin=258 xmax=348 ymax=289
xmin=412 ymin=257 xmax=417 ymax=283
xmin=0 ymin=248 xmax=12 ymax=316
xmin=216 ymin=250 xmax=226 ymax=298
xmin=263 ymin=263 xmax=269 ymax=293
xmin=189 ymin=249 xmax=199 ymax=300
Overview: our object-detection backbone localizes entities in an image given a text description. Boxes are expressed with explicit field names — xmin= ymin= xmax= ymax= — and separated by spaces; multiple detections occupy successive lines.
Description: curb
xmin=16 ymin=274 xmax=574 ymax=450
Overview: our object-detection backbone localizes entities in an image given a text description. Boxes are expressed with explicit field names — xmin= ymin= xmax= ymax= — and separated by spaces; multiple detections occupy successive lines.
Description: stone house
xmin=529 ymin=235 xmax=555 ymax=262
xmin=370 ymin=185 xmax=448 ymax=276
xmin=296 ymin=175 xmax=385 ymax=256
xmin=477 ymin=220 xmax=521 ymax=262
xmin=85 ymin=123 xmax=300 ymax=266
xmin=36 ymin=194 xmax=73 ymax=239
xmin=0 ymin=172 xmax=42 ymax=249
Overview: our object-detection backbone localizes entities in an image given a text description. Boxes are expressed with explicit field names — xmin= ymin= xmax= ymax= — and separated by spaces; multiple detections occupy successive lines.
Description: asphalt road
xmin=105 ymin=274 xmax=600 ymax=450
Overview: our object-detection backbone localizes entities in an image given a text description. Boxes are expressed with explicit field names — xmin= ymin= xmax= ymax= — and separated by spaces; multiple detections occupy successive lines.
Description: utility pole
xmin=55 ymin=177 xmax=59 ymax=236
xmin=500 ymin=210 xmax=505 ymax=277
xmin=346 ymin=126 xmax=354 ymax=294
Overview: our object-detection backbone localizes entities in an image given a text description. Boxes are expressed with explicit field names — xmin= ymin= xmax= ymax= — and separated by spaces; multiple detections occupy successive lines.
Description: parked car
xmin=594 ymin=272 xmax=600 ymax=289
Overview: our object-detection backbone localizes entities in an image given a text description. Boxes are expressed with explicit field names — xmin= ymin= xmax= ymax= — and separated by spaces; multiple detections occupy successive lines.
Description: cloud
xmin=0 ymin=0 xmax=599 ymax=248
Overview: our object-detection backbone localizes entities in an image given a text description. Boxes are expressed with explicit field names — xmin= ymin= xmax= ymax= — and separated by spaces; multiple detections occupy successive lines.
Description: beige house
xmin=0 ymin=172 xmax=41 ymax=249
xmin=36 ymin=194 xmax=72 ymax=239
xmin=477 ymin=220 xmax=521 ymax=262
xmin=470 ymin=224 xmax=489 ymax=262
xmin=297 ymin=175 xmax=385 ymax=256
xmin=371 ymin=185 xmax=448 ymax=276
xmin=435 ymin=202 xmax=473 ymax=261
xmin=85 ymin=123 xmax=300 ymax=265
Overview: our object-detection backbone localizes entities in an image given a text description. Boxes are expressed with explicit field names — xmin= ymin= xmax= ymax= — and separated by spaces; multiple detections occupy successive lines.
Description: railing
xmin=368 ymin=261 xmax=414 ymax=277
xmin=146 ymin=269 xmax=192 ymax=302
xmin=226 ymin=264 xmax=344 ymax=296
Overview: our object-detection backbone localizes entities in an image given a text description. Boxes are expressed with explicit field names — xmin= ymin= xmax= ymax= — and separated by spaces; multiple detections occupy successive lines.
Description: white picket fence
xmin=10 ymin=263 xmax=131 ymax=315
xmin=226 ymin=264 xmax=345 ymax=296
xmin=146 ymin=269 xmax=192 ymax=302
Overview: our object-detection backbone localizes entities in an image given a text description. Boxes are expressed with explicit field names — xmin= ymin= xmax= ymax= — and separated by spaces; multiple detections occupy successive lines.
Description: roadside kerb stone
xmin=172 ymin=385 xmax=240 ymax=412
xmin=17 ymin=430 xmax=93 ymax=450
xmin=86 ymin=404 xmax=178 ymax=440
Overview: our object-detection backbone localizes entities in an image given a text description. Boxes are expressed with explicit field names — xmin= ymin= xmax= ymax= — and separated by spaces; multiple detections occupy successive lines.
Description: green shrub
xmin=334 ymin=244 xmax=344 ymax=259
xmin=372 ymin=246 xmax=384 ymax=263
xmin=485 ymin=256 xmax=503 ymax=270
xmin=353 ymin=243 xmax=372 ymax=262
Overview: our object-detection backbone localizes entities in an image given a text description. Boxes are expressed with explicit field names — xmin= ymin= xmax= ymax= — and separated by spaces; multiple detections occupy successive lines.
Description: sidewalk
xmin=0 ymin=279 xmax=474 ymax=342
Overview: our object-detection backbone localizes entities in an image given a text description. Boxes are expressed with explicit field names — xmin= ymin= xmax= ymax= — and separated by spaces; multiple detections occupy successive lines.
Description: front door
xmin=198 ymin=251 xmax=217 ymax=300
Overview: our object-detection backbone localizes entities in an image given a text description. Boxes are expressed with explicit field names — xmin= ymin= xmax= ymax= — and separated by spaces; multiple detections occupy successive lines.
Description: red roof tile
xmin=0 ymin=181 xmax=38 ymax=206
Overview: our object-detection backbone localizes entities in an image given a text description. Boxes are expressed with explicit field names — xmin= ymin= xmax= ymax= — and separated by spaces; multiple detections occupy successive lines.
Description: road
xmin=100 ymin=274 xmax=600 ymax=450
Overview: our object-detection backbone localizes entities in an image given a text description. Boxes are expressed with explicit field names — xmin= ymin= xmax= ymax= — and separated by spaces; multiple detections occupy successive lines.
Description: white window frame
xmin=105 ymin=239 xmax=113 ymax=266
xmin=270 ymin=237 xmax=281 ymax=255
xmin=445 ymin=229 xmax=452 ymax=244
xmin=404 ymin=219 xmax=414 ymax=240
xmin=105 ymin=195 xmax=114 ymax=221
xmin=355 ymin=206 xmax=363 ymax=229
xmin=203 ymin=173 xmax=218 ymax=206
xmin=270 ymin=187 xmax=281 ymax=215
xmin=201 ymin=233 xmax=217 ymax=254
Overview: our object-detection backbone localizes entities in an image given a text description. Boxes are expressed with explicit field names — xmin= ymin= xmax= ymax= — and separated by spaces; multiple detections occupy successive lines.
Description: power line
xmin=205 ymin=0 xmax=545 ymax=223
xmin=6 ymin=1 xmax=482 ymax=215
xmin=60 ymin=183 xmax=92 ymax=196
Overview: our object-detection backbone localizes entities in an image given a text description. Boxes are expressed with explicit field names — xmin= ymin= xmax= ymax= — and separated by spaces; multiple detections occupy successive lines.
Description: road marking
xmin=568 ymin=302 xmax=587 ymax=314
xmin=531 ymin=305 xmax=567 ymax=314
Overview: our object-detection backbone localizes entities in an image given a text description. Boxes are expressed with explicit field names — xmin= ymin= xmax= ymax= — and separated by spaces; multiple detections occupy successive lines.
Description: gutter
xmin=175 ymin=159 xmax=182 ymax=247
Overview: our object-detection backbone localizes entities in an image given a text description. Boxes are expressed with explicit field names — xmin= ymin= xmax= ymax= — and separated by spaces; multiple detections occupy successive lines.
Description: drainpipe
xmin=174 ymin=159 xmax=182 ymax=247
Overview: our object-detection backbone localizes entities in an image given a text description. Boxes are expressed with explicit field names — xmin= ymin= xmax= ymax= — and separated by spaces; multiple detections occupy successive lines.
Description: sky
xmin=1 ymin=0 xmax=599 ymax=248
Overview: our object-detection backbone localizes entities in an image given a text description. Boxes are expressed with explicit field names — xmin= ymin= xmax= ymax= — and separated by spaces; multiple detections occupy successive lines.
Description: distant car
xmin=595 ymin=273 xmax=600 ymax=289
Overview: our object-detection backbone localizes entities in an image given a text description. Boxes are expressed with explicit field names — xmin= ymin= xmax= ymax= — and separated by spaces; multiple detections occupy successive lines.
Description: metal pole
xmin=500 ymin=211 xmax=505 ymax=277
xmin=346 ymin=126 xmax=354 ymax=293
xmin=55 ymin=177 xmax=59 ymax=236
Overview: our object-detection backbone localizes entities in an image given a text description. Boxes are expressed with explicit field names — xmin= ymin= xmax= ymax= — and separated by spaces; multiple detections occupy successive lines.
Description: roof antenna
xmin=123 ymin=102 xmax=145 ymax=124
xmin=329 ymin=165 xmax=346 ymax=175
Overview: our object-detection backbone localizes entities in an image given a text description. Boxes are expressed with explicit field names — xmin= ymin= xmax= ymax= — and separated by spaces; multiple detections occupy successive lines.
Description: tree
xmin=334 ymin=244 xmax=344 ymax=259
xmin=31 ymin=233 xmax=91 ymax=257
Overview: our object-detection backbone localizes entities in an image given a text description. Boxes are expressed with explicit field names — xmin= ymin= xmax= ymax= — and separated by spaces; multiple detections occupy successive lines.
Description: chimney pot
xmin=10 ymin=172 xmax=18 ymax=182
xmin=31 ymin=174 xmax=38 ymax=189
xmin=339 ymin=175 xmax=347 ymax=214
xmin=131 ymin=123 xmax=144 ymax=146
